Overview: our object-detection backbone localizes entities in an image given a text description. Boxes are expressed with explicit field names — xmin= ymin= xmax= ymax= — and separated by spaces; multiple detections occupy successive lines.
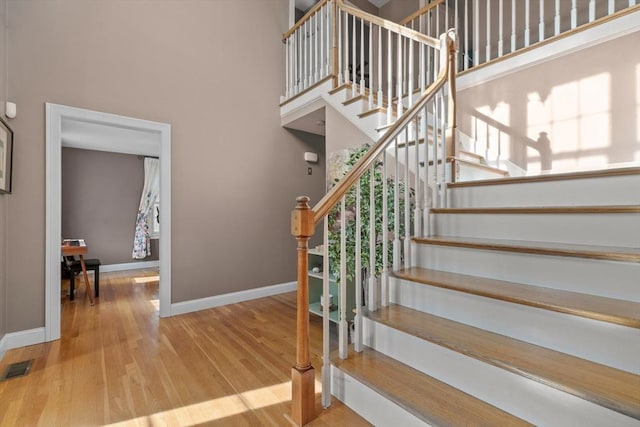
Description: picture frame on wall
xmin=0 ymin=117 xmax=14 ymax=194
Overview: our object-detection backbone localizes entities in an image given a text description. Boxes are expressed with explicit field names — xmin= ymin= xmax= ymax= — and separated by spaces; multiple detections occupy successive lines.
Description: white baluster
xmin=314 ymin=12 xmax=318 ymax=83
xmin=368 ymin=164 xmax=377 ymax=311
xmin=408 ymin=39 xmax=414 ymax=107
xmin=589 ymin=0 xmax=595 ymax=22
xmin=631 ymin=0 xmax=637 ymax=7
xmin=608 ymin=0 xmax=615 ymax=15
xmin=539 ymin=0 xmax=545 ymax=42
xmin=387 ymin=30 xmax=393 ymax=124
xmin=339 ymin=196 xmax=348 ymax=360
xmin=338 ymin=8 xmax=343 ymax=84
xmin=464 ymin=0 xmax=469 ymax=69
xmin=524 ymin=0 xmax=530 ymax=47
xmin=397 ymin=35 xmax=403 ymax=116
xmin=511 ymin=0 xmax=517 ymax=52
xmin=413 ymin=116 xmax=422 ymax=238
xmin=422 ymin=105 xmax=430 ymax=237
xmin=352 ymin=15 xmax=357 ymax=95
xmin=474 ymin=1 xmax=479 ymax=66
xmin=433 ymin=93 xmax=439 ymax=207
xmin=354 ymin=182 xmax=362 ymax=352
xmin=403 ymin=127 xmax=410 ymax=269
xmin=571 ymin=0 xmax=577 ymax=29
xmin=360 ymin=17 xmax=365 ymax=95
xmin=486 ymin=1 xmax=491 ymax=62
xmin=344 ymin=12 xmax=350 ymax=85
xmin=439 ymin=93 xmax=447 ymax=208
xmin=498 ymin=0 xmax=504 ymax=57
xmin=554 ymin=0 xmax=560 ymax=36
xmin=304 ymin=20 xmax=309 ymax=89
xmin=381 ymin=151 xmax=389 ymax=307
xmin=393 ymin=138 xmax=401 ymax=270
xmin=377 ymin=26 xmax=383 ymax=108
xmin=368 ymin=22 xmax=373 ymax=109
xmin=321 ymin=217 xmax=331 ymax=408
xmin=285 ymin=38 xmax=290 ymax=98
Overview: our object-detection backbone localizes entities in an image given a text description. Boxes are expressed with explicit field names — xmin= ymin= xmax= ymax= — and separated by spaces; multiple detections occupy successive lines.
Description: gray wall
xmin=5 ymin=0 xmax=325 ymax=332
xmin=62 ymin=148 xmax=159 ymax=265
xmin=0 ymin=0 xmax=7 ymax=343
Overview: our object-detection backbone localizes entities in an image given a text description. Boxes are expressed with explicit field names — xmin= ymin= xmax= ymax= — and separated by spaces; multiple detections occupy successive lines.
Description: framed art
xmin=0 ymin=117 xmax=13 ymax=194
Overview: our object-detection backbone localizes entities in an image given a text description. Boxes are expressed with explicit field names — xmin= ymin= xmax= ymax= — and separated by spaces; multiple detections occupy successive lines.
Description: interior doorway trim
xmin=45 ymin=103 xmax=172 ymax=341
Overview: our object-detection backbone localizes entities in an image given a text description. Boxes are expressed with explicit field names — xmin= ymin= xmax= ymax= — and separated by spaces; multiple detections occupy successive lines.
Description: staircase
xmin=283 ymin=1 xmax=640 ymax=425
xmin=332 ymin=168 xmax=640 ymax=426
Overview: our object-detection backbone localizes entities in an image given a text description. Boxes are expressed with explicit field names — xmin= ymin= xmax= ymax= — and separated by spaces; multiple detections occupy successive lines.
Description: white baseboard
xmin=171 ymin=281 xmax=297 ymax=316
xmin=0 ymin=327 xmax=46 ymax=361
xmin=100 ymin=260 xmax=160 ymax=273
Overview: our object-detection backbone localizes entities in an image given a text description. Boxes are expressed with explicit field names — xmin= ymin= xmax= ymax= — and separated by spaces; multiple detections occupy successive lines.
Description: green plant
xmin=327 ymin=144 xmax=414 ymax=283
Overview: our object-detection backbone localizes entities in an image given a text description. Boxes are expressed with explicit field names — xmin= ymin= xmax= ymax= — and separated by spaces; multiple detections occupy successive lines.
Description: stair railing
xmin=283 ymin=0 xmax=443 ymax=128
xmin=289 ymin=22 xmax=457 ymax=424
xmin=402 ymin=0 xmax=639 ymax=73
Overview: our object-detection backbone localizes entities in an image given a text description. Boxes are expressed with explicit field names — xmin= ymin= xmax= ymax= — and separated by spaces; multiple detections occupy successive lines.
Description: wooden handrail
xmin=399 ymin=0 xmax=446 ymax=25
xmin=312 ymin=30 xmax=455 ymax=224
xmin=337 ymin=0 xmax=440 ymax=49
xmin=283 ymin=0 xmax=330 ymax=40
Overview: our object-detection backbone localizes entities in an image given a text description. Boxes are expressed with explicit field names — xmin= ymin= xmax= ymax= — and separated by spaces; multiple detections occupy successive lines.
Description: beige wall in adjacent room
xmin=458 ymin=31 xmax=640 ymax=172
xmin=62 ymin=148 xmax=159 ymax=265
xmin=5 ymin=0 xmax=325 ymax=332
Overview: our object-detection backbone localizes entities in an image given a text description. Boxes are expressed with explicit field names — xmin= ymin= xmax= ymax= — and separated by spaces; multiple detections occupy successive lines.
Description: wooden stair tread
xmin=368 ymin=305 xmax=640 ymax=419
xmin=431 ymin=205 xmax=640 ymax=214
xmin=332 ymin=347 xmax=533 ymax=426
xmin=413 ymin=235 xmax=640 ymax=263
xmin=448 ymin=166 xmax=640 ymax=188
xmin=393 ymin=267 xmax=640 ymax=328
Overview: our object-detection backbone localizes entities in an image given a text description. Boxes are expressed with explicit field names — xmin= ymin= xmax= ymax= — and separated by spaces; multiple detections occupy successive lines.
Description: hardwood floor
xmin=0 ymin=269 xmax=369 ymax=426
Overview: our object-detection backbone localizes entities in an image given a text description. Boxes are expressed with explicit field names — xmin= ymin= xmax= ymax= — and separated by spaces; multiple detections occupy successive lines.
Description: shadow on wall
xmin=457 ymin=33 xmax=640 ymax=173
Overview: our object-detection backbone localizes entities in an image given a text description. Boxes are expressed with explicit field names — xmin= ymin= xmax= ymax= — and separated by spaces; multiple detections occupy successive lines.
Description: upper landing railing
xmin=283 ymin=0 xmax=443 ymax=125
xmin=402 ymin=0 xmax=639 ymax=72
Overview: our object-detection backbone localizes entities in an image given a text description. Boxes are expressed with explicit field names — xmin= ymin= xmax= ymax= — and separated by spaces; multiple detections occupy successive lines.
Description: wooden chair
xmin=63 ymin=256 xmax=101 ymax=301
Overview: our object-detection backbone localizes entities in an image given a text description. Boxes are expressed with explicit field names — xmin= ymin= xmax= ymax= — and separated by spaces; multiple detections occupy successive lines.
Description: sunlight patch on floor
xmin=104 ymin=380 xmax=297 ymax=426
xmin=134 ymin=275 xmax=159 ymax=284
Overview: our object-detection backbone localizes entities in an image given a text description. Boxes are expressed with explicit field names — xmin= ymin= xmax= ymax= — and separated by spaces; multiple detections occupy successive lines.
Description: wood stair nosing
xmin=448 ymin=166 xmax=640 ymax=188
xmin=343 ymin=93 xmax=369 ymax=106
xmin=430 ymin=205 xmax=640 ymax=214
xmin=392 ymin=267 xmax=640 ymax=328
xmin=366 ymin=305 xmax=640 ymax=420
xmin=332 ymin=347 xmax=533 ymax=426
xmin=413 ymin=235 xmax=640 ymax=263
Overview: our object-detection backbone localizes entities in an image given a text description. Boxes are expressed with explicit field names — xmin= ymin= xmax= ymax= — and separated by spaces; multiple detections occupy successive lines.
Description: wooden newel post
xmin=291 ymin=196 xmax=316 ymax=425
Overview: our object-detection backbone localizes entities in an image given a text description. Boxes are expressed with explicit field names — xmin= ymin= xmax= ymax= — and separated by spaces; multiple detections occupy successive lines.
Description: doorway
xmin=45 ymin=103 xmax=172 ymax=342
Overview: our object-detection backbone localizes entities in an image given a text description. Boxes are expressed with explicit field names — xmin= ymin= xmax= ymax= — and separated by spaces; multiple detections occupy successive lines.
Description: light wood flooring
xmin=0 ymin=269 xmax=369 ymax=426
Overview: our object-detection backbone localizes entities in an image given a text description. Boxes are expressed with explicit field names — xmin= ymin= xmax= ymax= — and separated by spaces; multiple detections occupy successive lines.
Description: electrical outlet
xmin=308 ymin=167 xmax=312 ymax=175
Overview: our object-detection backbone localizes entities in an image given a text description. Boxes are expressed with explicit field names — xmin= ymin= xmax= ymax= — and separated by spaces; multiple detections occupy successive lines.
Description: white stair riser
xmin=413 ymin=243 xmax=640 ymax=302
xmin=363 ymin=318 xmax=640 ymax=426
xmin=449 ymin=174 xmax=640 ymax=207
xmin=390 ymin=278 xmax=640 ymax=374
xmin=432 ymin=212 xmax=640 ymax=247
xmin=457 ymin=162 xmax=509 ymax=181
xmin=331 ymin=365 xmax=429 ymax=427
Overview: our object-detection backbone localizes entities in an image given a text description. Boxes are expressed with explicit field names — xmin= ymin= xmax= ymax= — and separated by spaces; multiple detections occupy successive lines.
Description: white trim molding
xmin=100 ymin=261 xmax=160 ymax=273
xmin=46 ymin=103 xmax=172 ymax=343
xmin=0 ymin=328 xmax=46 ymax=361
xmin=171 ymin=281 xmax=297 ymax=316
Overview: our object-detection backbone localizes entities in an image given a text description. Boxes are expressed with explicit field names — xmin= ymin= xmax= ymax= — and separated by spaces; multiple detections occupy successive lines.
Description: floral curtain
xmin=132 ymin=157 xmax=160 ymax=259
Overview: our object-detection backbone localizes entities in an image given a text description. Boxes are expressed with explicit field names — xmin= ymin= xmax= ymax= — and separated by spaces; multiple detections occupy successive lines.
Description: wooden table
xmin=61 ymin=239 xmax=95 ymax=305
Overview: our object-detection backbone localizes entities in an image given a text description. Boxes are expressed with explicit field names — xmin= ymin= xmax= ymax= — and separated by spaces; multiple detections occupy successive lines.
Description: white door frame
xmin=45 ymin=103 xmax=172 ymax=341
